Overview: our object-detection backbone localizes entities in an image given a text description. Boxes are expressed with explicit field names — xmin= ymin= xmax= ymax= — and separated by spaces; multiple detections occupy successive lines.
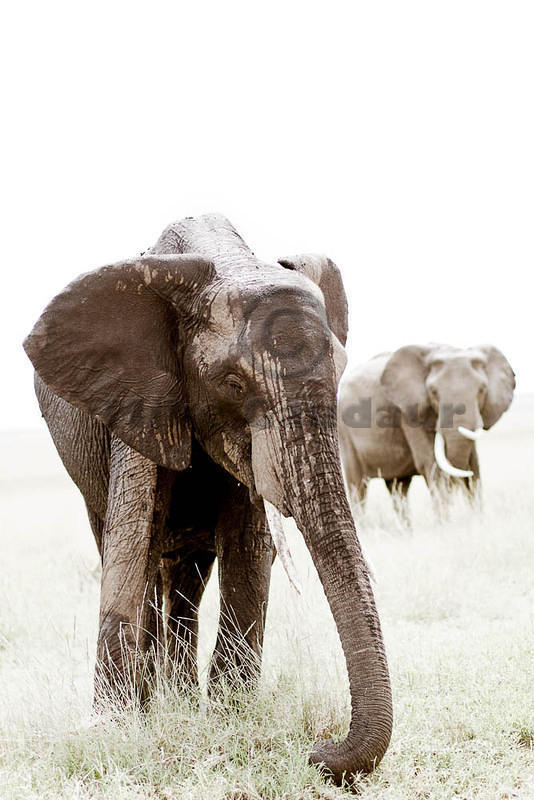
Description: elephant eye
xmin=221 ymin=373 xmax=247 ymax=400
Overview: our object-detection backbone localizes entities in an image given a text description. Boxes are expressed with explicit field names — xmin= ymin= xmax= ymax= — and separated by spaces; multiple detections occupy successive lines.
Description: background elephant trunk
xmin=252 ymin=404 xmax=392 ymax=781
xmin=435 ymin=400 xmax=482 ymax=473
xmin=436 ymin=427 xmax=475 ymax=473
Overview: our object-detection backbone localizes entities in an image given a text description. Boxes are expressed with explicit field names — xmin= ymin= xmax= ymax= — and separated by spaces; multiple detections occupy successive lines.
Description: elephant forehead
xmin=427 ymin=346 xmax=487 ymax=365
xmin=203 ymin=281 xmax=328 ymax=344
xmin=205 ymin=289 xmax=243 ymax=337
xmin=233 ymin=262 xmax=323 ymax=297
xmin=242 ymin=284 xmax=327 ymax=328
xmin=430 ymin=361 xmax=487 ymax=394
xmin=462 ymin=348 xmax=487 ymax=364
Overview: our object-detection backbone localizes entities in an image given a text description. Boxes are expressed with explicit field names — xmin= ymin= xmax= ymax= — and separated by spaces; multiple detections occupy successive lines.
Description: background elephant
xmin=24 ymin=213 xmax=392 ymax=782
xmin=338 ymin=344 xmax=515 ymax=509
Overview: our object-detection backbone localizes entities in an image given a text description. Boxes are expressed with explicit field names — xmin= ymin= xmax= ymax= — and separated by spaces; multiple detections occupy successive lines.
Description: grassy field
xmin=1 ymin=397 xmax=533 ymax=799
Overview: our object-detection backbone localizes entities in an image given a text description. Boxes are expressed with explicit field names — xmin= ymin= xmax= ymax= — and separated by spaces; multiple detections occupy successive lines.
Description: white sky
xmin=2 ymin=1 xmax=533 ymax=431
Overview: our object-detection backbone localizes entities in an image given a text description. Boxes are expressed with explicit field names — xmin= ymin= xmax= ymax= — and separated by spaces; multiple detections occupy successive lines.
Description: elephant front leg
xmin=95 ymin=437 xmax=172 ymax=703
xmin=210 ymin=483 xmax=274 ymax=690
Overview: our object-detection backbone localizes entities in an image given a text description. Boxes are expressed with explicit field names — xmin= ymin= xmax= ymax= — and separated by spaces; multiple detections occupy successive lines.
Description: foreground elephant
xmin=338 ymin=344 xmax=515 ymax=507
xmin=24 ymin=214 xmax=392 ymax=782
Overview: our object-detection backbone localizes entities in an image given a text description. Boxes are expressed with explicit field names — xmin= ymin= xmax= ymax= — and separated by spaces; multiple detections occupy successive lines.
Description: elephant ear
xmin=24 ymin=254 xmax=215 ymax=471
xmin=380 ymin=345 xmax=433 ymax=413
xmin=277 ymin=254 xmax=349 ymax=347
xmin=478 ymin=345 xmax=515 ymax=429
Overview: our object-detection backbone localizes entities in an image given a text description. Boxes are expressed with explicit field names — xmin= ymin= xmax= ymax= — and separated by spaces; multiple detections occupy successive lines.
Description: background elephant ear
xmin=277 ymin=253 xmax=349 ymax=346
xmin=380 ymin=345 xmax=432 ymax=412
xmin=24 ymin=254 xmax=215 ymax=471
xmin=478 ymin=345 xmax=516 ymax=429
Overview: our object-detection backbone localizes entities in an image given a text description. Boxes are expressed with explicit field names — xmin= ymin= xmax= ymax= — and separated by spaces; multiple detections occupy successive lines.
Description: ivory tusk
xmin=457 ymin=426 xmax=483 ymax=441
xmin=263 ymin=500 xmax=302 ymax=595
xmin=434 ymin=432 xmax=474 ymax=478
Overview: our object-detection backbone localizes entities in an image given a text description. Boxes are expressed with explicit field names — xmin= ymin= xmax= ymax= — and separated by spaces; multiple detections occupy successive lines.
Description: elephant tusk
xmin=263 ymin=500 xmax=302 ymax=595
xmin=434 ymin=432 xmax=474 ymax=478
xmin=457 ymin=425 xmax=483 ymax=441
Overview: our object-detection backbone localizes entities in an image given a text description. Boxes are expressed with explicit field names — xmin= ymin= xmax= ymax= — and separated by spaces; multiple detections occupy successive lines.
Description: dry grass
xmin=0 ymin=397 xmax=533 ymax=798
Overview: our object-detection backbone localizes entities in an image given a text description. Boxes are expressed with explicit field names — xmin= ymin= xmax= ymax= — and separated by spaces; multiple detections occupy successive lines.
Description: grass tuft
xmin=513 ymin=726 xmax=534 ymax=750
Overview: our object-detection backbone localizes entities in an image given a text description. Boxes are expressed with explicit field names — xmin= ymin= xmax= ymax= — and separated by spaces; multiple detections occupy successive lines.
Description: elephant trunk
xmin=252 ymin=404 xmax=392 ymax=782
xmin=434 ymin=427 xmax=476 ymax=478
xmin=434 ymin=399 xmax=483 ymax=478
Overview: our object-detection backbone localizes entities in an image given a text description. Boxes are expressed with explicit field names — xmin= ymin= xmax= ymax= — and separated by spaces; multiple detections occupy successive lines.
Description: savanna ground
xmin=0 ymin=397 xmax=533 ymax=799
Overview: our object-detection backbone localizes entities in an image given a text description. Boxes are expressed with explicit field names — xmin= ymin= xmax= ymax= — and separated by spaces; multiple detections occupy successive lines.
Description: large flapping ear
xmin=381 ymin=344 xmax=433 ymax=412
xmin=478 ymin=345 xmax=515 ymax=429
xmin=24 ymin=254 xmax=215 ymax=471
xmin=277 ymin=254 xmax=349 ymax=347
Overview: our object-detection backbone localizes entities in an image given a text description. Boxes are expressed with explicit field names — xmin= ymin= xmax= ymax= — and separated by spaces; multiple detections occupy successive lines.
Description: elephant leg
xmin=158 ymin=547 xmax=215 ymax=685
xmin=385 ymin=476 xmax=412 ymax=524
xmin=210 ymin=481 xmax=274 ymax=690
xmin=96 ymin=436 xmax=173 ymax=702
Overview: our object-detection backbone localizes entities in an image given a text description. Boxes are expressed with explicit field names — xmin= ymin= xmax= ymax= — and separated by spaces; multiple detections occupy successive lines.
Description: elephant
xmin=23 ymin=213 xmax=392 ymax=782
xmin=338 ymin=344 xmax=515 ymax=510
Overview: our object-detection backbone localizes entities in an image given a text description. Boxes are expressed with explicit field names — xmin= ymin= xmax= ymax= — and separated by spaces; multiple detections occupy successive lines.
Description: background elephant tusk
xmin=434 ymin=432 xmax=474 ymax=478
xmin=263 ymin=500 xmax=302 ymax=595
xmin=457 ymin=425 xmax=483 ymax=441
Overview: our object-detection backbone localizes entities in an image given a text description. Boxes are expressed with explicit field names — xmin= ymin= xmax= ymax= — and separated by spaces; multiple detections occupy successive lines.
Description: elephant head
xmin=23 ymin=214 xmax=392 ymax=781
xmin=381 ymin=343 xmax=515 ymax=477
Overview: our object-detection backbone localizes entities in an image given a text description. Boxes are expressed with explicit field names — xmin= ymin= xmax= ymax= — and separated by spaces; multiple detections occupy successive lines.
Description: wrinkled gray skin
xmin=338 ymin=344 xmax=515 ymax=510
xmin=24 ymin=214 xmax=392 ymax=783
